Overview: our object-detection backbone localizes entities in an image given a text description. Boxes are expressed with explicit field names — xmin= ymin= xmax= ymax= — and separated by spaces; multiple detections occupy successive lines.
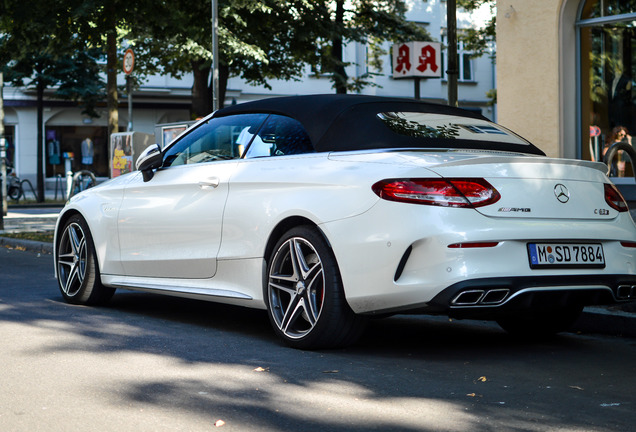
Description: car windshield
xmin=377 ymin=112 xmax=531 ymax=146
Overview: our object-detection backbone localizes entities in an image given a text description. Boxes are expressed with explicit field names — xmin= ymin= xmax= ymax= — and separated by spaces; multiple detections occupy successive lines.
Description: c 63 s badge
xmin=594 ymin=208 xmax=610 ymax=216
xmin=498 ymin=207 xmax=532 ymax=213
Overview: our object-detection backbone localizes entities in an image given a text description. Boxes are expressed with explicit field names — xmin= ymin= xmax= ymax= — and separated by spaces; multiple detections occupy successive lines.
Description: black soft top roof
xmin=215 ymin=94 xmax=545 ymax=156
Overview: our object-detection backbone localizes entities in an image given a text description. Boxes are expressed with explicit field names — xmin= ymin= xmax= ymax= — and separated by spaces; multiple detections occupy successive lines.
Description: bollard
xmin=66 ymin=170 xmax=73 ymax=200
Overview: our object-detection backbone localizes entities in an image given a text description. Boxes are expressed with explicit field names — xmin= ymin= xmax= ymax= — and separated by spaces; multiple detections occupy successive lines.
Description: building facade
xmin=2 ymin=0 xmax=495 ymax=188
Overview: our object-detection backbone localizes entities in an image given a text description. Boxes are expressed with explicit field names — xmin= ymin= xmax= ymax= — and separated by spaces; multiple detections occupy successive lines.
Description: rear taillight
xmin=604 ymin=184 xmax=629 ymax=212
xmin=448 ymin=242 xmax=499 ymax=248
xmin=372 ymin=178 xmax=501 ymax=208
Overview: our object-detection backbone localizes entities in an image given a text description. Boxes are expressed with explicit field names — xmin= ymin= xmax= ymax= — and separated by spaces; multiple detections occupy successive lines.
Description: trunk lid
xmin=425 ymin=153 xmax=615 ymax=220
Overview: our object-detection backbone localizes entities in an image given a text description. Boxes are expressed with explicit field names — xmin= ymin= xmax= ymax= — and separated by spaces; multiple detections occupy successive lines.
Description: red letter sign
xmin=392 ymin=42 xmax=441 ymax=79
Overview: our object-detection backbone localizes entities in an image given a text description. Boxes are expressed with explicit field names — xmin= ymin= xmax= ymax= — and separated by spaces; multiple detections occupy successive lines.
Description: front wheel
xmin=265 ymin=226 xmax=365 ymax=349
xmin=56 ymin=215 xmax=115 ymax=305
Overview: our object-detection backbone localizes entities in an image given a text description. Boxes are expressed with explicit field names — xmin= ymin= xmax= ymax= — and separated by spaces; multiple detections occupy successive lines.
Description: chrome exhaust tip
xmin=452 ymin=290 xmax=485 ymax=305
xmin=451 ymin=288 xmax=510 ymax=306
xmin=481 ymin=289 xmax=510 ymax=305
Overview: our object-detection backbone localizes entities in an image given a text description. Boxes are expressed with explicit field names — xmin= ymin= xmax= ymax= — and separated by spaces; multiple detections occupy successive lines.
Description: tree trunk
xmin=106 ymin=29 xmax=119 ymax=147
xmin=192 ymin=60 xmax=212 ymax=119
xmin=332 ymin=0 xmax=347 ymax=94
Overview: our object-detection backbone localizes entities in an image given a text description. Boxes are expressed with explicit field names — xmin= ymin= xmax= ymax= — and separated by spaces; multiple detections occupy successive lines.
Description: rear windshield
xmin=377 ymin=112 xmax=531 ymax=146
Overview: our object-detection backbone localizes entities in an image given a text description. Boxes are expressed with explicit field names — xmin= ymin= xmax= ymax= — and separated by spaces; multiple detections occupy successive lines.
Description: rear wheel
xmin=8 ymin=184 xmax=21 ymax=200
xmin=496 ymin=305 xmax=583 ymax=338
xmin=265 ymin=226 xmax=365 ymax=349
xmin=56 ymin=215 xmax=115 ymax=305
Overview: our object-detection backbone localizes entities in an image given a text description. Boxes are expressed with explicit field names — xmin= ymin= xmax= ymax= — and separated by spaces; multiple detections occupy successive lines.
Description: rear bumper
xmin=423 ymin=274 xmax=636 ymax=320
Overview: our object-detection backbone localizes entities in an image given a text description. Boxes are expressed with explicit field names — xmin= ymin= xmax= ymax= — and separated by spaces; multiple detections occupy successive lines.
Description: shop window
xmin=581 ymin=0 xmax=636 ymax=20
xmin=579 ymin=2 xmax=636 ymax=177
xmin=45 ymin=126 xmax=108 ymax=178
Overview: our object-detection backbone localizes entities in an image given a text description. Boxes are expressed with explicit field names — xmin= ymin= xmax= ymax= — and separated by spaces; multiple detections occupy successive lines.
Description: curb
xmin=0 ymin=236 xmax=54 ymax=254
xmin=572 ymin=306 xmax=636 ymax=338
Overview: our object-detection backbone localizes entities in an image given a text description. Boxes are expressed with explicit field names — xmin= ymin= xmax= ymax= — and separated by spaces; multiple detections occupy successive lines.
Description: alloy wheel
xmin=57 ymin=222 xmax=88 ymax=297
xmin=268 ymin=237 xmax=325 ymax=339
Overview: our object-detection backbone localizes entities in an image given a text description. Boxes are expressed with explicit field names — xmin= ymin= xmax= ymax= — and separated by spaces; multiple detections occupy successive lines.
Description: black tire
xmin=265 ymin=226 xmax=366 ymax=349
xmin=8 ymin=185 xmax=21 ymax=201
xmin=56 ymin=214 xmax=115 ymax=305
xmin=496 ymin=305 xmax=583 ymax=338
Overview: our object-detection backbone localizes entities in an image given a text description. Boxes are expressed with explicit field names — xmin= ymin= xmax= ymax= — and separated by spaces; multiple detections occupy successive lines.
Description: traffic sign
xmin=123 ymin=49 xmax=135 ymax=75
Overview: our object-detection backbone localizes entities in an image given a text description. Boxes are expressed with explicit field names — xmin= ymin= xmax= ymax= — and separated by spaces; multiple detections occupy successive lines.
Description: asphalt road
xmin=1 ymin=247 xmax=635 ymax=432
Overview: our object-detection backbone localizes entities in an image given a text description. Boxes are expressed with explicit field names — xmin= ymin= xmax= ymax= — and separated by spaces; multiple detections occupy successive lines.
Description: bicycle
xmin=1 ymin=158 xmax=23 ymax=201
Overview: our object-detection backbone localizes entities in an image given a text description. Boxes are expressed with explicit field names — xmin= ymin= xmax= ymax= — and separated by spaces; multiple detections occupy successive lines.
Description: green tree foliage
xmin=0 ymin=0 xmax=106 ymax=201
xmin=313 ymin=0 xmax=430 ymax=94
xmin=128 ymin=0 xmax=325 ymax=118
xmin=457 ymin=0 xmax=496 ymax=57
xmin=128 ymin=0 xmax=429 ymax=116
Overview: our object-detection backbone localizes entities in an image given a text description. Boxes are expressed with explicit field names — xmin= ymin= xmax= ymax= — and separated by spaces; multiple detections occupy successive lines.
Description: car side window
xmin=162 ymin=114 xmax=268 ymax=168
xmin=244 ymin=114 xmax=314 ymax=158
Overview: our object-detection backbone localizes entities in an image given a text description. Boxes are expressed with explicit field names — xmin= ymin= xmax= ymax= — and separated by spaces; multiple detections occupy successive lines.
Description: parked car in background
xmin=54 ymin=95 xmax=636 ymax=349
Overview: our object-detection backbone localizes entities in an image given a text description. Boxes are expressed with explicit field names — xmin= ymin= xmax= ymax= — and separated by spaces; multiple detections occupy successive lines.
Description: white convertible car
xmin=54 ymin=95 xmax=636 ymax=349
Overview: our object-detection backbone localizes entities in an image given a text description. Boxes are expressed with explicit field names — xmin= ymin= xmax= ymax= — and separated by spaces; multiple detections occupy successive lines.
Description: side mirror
xmin=136 ymin=144 xmax=162 ymax=182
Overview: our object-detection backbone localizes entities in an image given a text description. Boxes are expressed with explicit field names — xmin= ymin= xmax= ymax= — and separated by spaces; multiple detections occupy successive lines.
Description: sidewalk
xmin=1 ymin=205 xmax=635 ymax=338
xmin=0 ymin=206 xmax=61 ymax=253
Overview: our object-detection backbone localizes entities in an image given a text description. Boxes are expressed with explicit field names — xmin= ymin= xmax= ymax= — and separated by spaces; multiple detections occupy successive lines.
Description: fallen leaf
xmin=253 ymin=367 xmax=269 ymax=372
xmin=322 ymin=370 xmax=339 ymax=374
xmin=214 ymin=419 xmax=225 ymax=427
xmin=569 ymin=385 xmax=584 ymax=391
xmin=478 ymin=376 xmax=487 ymax=382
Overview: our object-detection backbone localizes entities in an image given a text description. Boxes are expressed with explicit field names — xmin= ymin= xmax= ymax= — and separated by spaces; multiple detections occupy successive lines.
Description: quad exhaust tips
xmin=451 ymin=289 xmax=510 ymax=306
xmin=452 ymin=284 xmax=636 ymax=306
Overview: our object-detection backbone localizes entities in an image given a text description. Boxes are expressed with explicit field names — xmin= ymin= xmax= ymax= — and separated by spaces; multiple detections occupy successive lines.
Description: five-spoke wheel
xmin=56 ymin=215 xmax=114 ymax=305
xmin=266 ymin=226 xmax=365 ymax=349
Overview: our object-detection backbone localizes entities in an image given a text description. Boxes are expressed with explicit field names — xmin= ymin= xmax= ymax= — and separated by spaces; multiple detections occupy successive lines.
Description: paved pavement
xmin=1 ymin=205 xmax=635 ymax=339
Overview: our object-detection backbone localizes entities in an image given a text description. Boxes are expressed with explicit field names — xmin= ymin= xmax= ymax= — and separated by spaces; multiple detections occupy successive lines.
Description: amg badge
xmin=498 ymin=207 xmax=532 ymax=213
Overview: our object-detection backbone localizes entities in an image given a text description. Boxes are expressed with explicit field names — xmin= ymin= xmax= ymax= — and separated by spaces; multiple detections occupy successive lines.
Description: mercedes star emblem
xmin=554 ymin=184 xmax=570 ymax=203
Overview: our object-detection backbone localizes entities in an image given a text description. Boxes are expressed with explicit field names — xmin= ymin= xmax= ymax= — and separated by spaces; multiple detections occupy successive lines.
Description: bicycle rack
xmin=604 ymin=142 xmax=636 ymax=180
xmin=68 ymin=170 xmax=97 ymax=199
xmin=20 ymin=179 xmax=38 ymax=201
xmin=54 ymin=174 xmax=64 ymax=201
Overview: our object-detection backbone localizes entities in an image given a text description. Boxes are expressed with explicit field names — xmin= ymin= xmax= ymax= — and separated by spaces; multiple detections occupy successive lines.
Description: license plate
xmin=527 ymin=243 xmax=605 ymax=269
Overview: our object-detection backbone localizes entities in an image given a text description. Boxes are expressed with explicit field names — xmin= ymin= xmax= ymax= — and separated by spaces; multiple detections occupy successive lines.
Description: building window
xmin=440 ymin=34 xmax=475 ymax=82
xmin=578 ymin=1 xmax=636 ymax=177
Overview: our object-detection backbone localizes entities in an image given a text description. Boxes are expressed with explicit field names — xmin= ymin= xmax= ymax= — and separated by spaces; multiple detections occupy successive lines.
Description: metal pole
xmin=414 ymin=77 xmax=421 ymax=100
xmin=447 ymin=0 xmax=459 ymax=107
xmin=0 ymin=71 xmax=6 ymax=219
xmin=127 ymin=75 xmax=133 ymax=132
xmin=211 ymin=0 xmax=220 ymax=111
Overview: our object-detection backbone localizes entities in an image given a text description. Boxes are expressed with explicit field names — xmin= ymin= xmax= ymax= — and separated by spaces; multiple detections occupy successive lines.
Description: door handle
xmin=198 ymin=177 xmax=220 ymax=189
